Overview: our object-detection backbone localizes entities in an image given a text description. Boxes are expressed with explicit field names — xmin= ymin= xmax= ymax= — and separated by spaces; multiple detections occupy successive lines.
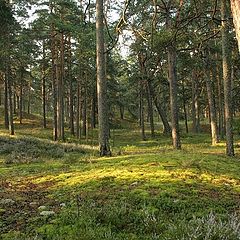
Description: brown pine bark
xmin=13 ymin=90 xmax=16 ymax=114
xmin=139 ymin=80 xmax=146 ymax=141
xmin=168 ymin=45 xmax=181 ymax=149
xmin=96 ymin=0 xmax=111 ymax=156
xmin=4 ymin=74 xmax=9 ymax=129
xmin=91 ymin=87 xmax=97 ymax=129
xmin=76 ymin=80 xmax=81 ymax=139
xmin=222 ymin=0 xmax=234 ymax=156
xmin=0 ymin=86 xmax=2 ymax=106
xmin=205 ymin=54 xmax=219 ymax=145
xmin=42 ymin=40 xmax=47 ymax=129
xmin=231 ymin=0 xmax=240 ymax=50
xmin=191 ymin=70 xmax=200 ymax=133
xmin=57 ymin=30 xmax=65 ymax=141
xmin=119 ymin=105 xmax=124 ymax=120
xmin=147 ymin=79 xmax=171 ymax=135
xmin=67 ymin=34 xmax=74 ymax=135
xmin=154 ymin=100 xmax=171 ymax=135
xmin=7 ymin=66 xmax=14 ymax=135
xmin=19 ymin=67 xmax=23 ymax=124
xmin=215 ymin=62 xmax=224 ymax=138
xmin=146 ymin=80 xmax=155 ymax=137
xmin=27 ymin=81 xmax=31 ymax=114
xmin=82 ymin=80 xmax=87 ymax=137
xmin=182 ymin=83 xmax=188 ymax=134
xmin=50 ymin=5 xmax=58 ymax=141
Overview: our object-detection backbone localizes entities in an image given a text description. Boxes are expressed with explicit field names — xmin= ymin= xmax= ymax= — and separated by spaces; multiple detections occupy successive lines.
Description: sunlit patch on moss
xmin=0 ymin=114 xmax=240 ymax=239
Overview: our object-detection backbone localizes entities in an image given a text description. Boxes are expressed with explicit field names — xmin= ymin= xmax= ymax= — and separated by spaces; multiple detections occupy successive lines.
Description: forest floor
xmin=0 ymin=112 xmax=240 ymax=239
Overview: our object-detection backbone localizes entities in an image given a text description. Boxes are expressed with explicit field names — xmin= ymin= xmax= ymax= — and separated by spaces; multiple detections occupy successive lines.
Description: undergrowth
xmin=0 ymin=116 xmax=240 ymax=240
xmin=0 ymin=136 xmax=96 ymax=164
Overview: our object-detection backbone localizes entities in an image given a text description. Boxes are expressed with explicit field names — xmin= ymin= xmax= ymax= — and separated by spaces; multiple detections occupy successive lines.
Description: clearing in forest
xmin=0 ymin=115 xmax=240 ymax=240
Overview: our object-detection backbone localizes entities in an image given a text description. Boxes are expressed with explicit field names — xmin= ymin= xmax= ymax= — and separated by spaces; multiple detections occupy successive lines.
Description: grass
xmin=0 ymin=112 xmax=240 ymax=239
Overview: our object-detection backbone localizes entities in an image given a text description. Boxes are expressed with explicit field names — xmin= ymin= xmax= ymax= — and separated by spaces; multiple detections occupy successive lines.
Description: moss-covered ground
xmin=0 ymin=113 xmax=240 ymax=239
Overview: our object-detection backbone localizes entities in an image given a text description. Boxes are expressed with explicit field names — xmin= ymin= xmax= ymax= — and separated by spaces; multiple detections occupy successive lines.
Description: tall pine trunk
xmin=191 ymin=70 xmax=200 ymax=133
xmin=42 ymin=40 xmax=47 ymax=128
xmin=82 ymin=79 xmax=87 ymax=137
xmin=91 ymin=87 xmax=96 ymax=129
xmin=148 ymin=80 xmax=171 ymax=135
xmin=57 ymin=31 xmax=65 ymax=141
xmin=7 ymin=67 xmax=14 ymax=135
xmin=231 ymin=0 xmax=240 ymax=50
xmin=182 ymin=82 xmax=188 ymax=134
xmin=4 ymin=75 xmax=9 ymax=129
xmin=140 ymin=80 xmax=146 ymax=141
xmin=27 ymin=82 xmax=31 ymax=114
xmin=168 ymin=45 xmax=181 ymax=149
xmin=51 ymin=6 xmax=58 ymax=141
xmin=216 ymin=63 xmax=224 ymax=138
xmin=222 ymin=0 xmax=234 ymax=156
xmin=146 ymin=80 xmax=155 ymax=137
xmin=96 ymin=0 xmax=111 ymax=156
xmin=19 ymin=67 xmax=23 ymax=124
xmin=67 ymin=34 xmax=74 ymax=135
xmin=205 ymin=54 xmax=219 ymax=145
xmin=76 ymin=80 xmax=81 ymax=139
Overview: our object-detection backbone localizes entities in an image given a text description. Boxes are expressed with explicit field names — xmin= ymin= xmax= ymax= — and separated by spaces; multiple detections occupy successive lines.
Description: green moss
xmin=0 ymin=116 xmax=240 ymax=239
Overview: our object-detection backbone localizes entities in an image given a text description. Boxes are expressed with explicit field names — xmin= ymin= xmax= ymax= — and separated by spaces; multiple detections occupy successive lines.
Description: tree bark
xmin=42 ymin=41 xmax=47 ymax=128
xmin=231 ymin=0 xmax=240 ymax=51
xmin=82 ymin=81 xmax=87 ymax=137
xmin=191 ymin=70 xmax=200 ymax=133
xmin=139 ymin=80 xmax=146 ymax=141
xmin=222 ymin=0 xmax=234 ymax=156
xmin=96 ymin=0 xmax=111 ymax=156
xmin=4 ymin=74 xmax=9 ymax=129
xmin=19 ymin=67 xmax=23 ymax=124
xmin=67 ymin=34 xmax=74 ymax=135
xmin=91 ymin=86 xmax=96 ymax=129
xmin=216 ymin=63 xmax=224 ymax=138
xmin=154 ymin=100 xmax=171 ymax=135
xmin=76 ymin=80 xmax=81 ymax=139
xmin=146 ymin=80 xmax=155 ymax=137
xmin=7 ymin=67 xmax=14 ymax=135
xmin=205 ymin=54 xmax=219 ymax=145
xmin=120 ymin=106 xmax=124 ymax=120
xmin=50 ymin=8 xmax=58 ymax=141
xmin=182 ymin=82 xmax=188 ymax=134
xmin=27 ymin=82 xmax=31 ymax=115
xmin=57 ymin=31 xmax=65 ymax=141
xmin=148 ymin=79 xmax=171 ymax=135
xmin=13 ymin=90 xmax=16 ymax=114
xmin=168 ymin=45 xmax=181 ymax=149
xmin=0 ymin=87 xmax=2 ymax=106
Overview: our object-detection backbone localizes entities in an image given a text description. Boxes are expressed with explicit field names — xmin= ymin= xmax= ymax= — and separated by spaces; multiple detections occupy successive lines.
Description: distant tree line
xmin=0 ymin=0 xmax=240 ymax=156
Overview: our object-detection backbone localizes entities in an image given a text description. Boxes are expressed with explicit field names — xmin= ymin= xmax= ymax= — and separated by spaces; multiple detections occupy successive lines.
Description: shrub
xmin=164 ymin=212 xmax=240 ymax=240
xmin=0 ymin=136 xmax=88 ymax=164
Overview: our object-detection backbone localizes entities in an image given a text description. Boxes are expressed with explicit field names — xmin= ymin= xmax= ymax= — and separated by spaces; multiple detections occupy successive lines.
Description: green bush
xmin=0 ymin=136 xmax=87 ymax=164
xmin=164 ymin=213 xmax=240 ymax=240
